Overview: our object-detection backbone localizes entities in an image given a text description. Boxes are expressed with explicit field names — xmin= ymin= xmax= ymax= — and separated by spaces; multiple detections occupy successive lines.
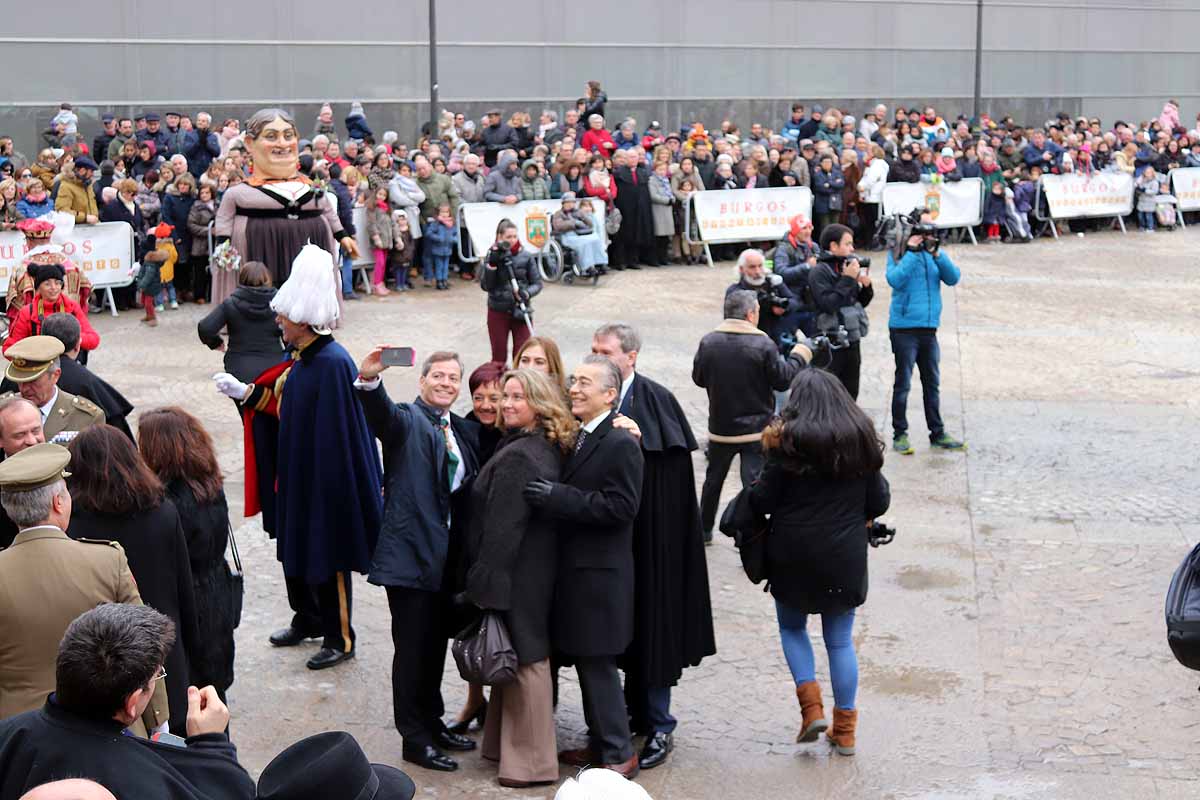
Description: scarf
xmin=936 ymin=156 xmax=958 ymax=173
xmin=980 ymin=160 xmax=999 ymax=174
xmin=653 ymin=172 xmax=671 ymax=195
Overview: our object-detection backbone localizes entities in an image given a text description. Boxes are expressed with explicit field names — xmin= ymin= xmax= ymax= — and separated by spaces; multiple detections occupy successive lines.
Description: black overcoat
xmin=543 ymin=414 xmax=643 ymax=658
xmin=464 ymin=430 xmax=562 ymax=664
xmin=613 ymin=163 xmax=655 ymax=249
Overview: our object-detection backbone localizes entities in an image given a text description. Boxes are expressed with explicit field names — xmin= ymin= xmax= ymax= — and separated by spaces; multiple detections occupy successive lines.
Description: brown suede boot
xmin=826 ymin=707 xmax=857 ymax=755
xmin=795 ymin=681 xmax=828 ymax=743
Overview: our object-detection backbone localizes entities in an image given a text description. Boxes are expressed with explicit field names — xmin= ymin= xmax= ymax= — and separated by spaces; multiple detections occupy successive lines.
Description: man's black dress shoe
xmin=434 ymin=729 xmax=477 ymax=751
xmin=638 ymin=732 xmax=673 ymax=770
xmin=305 ymin=648 xmax=355 ymax=670
xmin=402 ymin=745 xmax=458 ymax=772
xmin=269 ymin=627 xmax=319 ymax=647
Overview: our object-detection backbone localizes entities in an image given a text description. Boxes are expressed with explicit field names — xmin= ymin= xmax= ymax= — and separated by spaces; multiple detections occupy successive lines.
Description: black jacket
xmin=808 ymin=260 xmax=874 ymax=322
xmin=725 ymin=278 xmax=802 ymax=347
xmin=0 ymin=698 xmax=254 ymax=800
xmin=480 ymin=245 xmax=542 ymax=316
xmin=67 ymin=501 xmax=201 ymax=737
xmin=613 ymin=163 xmax=654 ymax=249
xmin=480 ymin=123 xmax=519 ymax=167
xmin=100 ymin=196 xmax=146 ymax=256
xmin=329 ymin=178 xmax=356 ymax=237
xmin=197 ymin=286 xmax=283 ymax=383
xmin=888 ymin=157 xmax=921 ymax=183
xmin=465 ymin=430 xmax=562 ymax=663
xmin=750 ymin=459 xmax=890 ymax=612
xmin=692 ymin=319 xmax=806 ymax=441
xmin=542 ymin=414 xmax=642 ymax=658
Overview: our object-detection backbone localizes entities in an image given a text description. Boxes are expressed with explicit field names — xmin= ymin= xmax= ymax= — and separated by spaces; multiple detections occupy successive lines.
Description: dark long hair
xmin=137 ymin=407 xmax=224 ymax=504
xmin=67 ymin=425 xmax=164 ymax=515
xmin=761 ymin=370 xmax=883 ymax=479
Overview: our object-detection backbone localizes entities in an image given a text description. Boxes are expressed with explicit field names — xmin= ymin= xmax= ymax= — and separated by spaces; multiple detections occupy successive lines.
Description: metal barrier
xmin=455 ymin=204 xmax=480 ymax=264
xmin=682 ymin=195 xmax=715 ymax=267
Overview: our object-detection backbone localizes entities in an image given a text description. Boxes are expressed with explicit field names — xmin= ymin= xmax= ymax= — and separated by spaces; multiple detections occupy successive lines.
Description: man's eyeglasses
xmin=152 ymin=666 xmax=167 ymax=683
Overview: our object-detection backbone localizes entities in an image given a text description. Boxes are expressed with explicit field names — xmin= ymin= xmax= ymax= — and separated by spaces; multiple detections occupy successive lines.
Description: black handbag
xmin=1166 ymin=543 xmax=1200 ymax=671
xmin=452 ymin=611 xmax=518 ymax=686
xmin=719 ymin=487 xmax=770 ymax=586
xmin=226 ymin=521 xmax=244 ymax=629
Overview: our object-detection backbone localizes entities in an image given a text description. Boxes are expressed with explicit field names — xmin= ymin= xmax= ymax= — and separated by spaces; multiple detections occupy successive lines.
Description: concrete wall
xmin=6 ymin=0 xmax=1200 ymax=157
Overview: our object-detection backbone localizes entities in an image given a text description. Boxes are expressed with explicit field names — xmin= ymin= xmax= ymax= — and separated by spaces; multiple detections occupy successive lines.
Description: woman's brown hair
xmin=67 ymin=425 xmax=164 ymax=515
xmin=137 ymin=407 xmax=224 ymax=504
xmin=238 ymin=261 xmax=272 ymax=287
xmin=514 ymin=335 xmax=567 ymax=395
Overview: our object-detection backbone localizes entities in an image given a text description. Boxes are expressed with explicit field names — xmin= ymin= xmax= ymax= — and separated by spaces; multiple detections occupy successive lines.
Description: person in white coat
xmin=856 ymin=145 xmax=890 ymax=246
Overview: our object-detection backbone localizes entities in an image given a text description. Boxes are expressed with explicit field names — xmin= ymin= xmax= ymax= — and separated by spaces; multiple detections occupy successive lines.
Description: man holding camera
xmin=724 ymin=248 xmax=804 ymax=351
xmin=885 ymin=210 xmax=965 ymax=454
xmin=810 ymin=224 xmax=873 ymax=400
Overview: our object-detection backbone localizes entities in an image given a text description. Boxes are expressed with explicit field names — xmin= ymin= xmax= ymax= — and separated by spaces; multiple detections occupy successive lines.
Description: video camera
xmin=889 ymin=208 xmax=940 ymax=261
xmin=487 ymin=244 xmax=514 ymax=273
xmin=868 ymin=521 xmax=897 ymax=548
xmin=779 ymin=324 xmax=850 ymax=355
xmin=754 ymin=273 xmax=792 ymax=313
xmin=816 ymin=250 xmax=870 ymax=275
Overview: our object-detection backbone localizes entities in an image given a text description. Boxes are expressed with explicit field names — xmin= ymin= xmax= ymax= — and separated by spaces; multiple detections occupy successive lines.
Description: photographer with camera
xmin=885 ymin=209 xmax=965 ymax=455
xmin=724 ymin=249 xmax=804 ymax=351
xmin=809 ymin=224 xmax=873 ymax=400
xmin=480 ymin=219 xmax=542 ymax=364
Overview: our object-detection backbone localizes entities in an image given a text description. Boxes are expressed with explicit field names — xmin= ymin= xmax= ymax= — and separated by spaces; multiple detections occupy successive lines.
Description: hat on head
xmin=257 ymin=732 xmax=415 ymax=800
xmin=31 ymin=262 xmax=66 ymax=291
xmin=843 ymin=115 xmax=856 ymax=126
xmin=0 ymin=442 xmax=71 ymax=492
xmin=101 ymin=113 xmax=115 ymax=123
xmin=73 ymin=156 xmax=97 ymax=171
xmin=940 ymin=147 xmax=954 ymax=157
xmin=165 ymin=110 xmax=181 ymax=118
xmin=153 ymin=222 xmax=174 ymax=239
xmin=145 ymin=112 xmax=160 ymax=122
xmin=486 ymin=108 xmax=502 ymax=117
xmin=649 ymin=121 xmax=661 ymax=129
xmin=463 ymin=120 xmax=476 ymax=132
xmin=812 ymin=104 xmax=824 ymax=115
xmin=560 ymin=191 xmax=577 ymax=201
xmin=665 ymin=131 xmax=681 ymax=141
xmin=800 ymin=139 xmax=814 ymax=149
xmin=270 ymin=244 xmax=340 ymax=332
xmin=17 ymin=219 xmax=54 ymax=242
xmin=5 ymin=335 xmax=66 ymax=384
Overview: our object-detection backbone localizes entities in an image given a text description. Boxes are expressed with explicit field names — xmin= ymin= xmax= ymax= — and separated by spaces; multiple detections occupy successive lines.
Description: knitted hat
xmin=32 ymin=262 xmax=66 ymax=289
xmin=270 ymin=244 xmax=339 ymax=331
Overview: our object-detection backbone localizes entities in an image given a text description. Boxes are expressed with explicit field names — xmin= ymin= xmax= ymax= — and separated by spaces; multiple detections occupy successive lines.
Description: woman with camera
xmin=751 ymin=369 xmax=890 ymax=756
xmin=480 ymin=219 xmax=543 ymax=363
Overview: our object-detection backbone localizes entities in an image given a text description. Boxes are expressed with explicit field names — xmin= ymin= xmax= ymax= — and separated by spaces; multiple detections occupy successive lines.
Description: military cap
xmin=0 ymin=442 xmax=71 ymax=491
xmin=5 ymin=336 xmax=65 ymax=384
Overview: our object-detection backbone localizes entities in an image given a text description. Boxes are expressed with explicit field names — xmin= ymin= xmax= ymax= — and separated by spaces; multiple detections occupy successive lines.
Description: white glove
xmin=212 ymin=372 xmax=250 ymax=400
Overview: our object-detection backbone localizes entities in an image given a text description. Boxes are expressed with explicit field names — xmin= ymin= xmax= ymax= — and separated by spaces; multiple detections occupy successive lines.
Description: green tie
xmin=439 ymin=417 xmax=460 ymax=489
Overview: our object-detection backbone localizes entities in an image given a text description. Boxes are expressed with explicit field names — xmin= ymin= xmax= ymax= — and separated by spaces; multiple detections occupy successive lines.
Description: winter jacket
xmin=978 ymin=164 xmax=1005 ymax=195
xmin=422 ymin=218 xmax=456 ymax=258
xmin=1023 ymin=141 xmax=1062 ymax=171
xmin=160 ymin=185 xmax=196 ymax=258
xmin=857 ymin=158 xmax=889 ymax=202
xmin=386 ymin=175 xmax=426 ymax=239
xmin=328 ymin=179 xmax=356 ymax=237
xmin=750 ymin=459 xmax=890 ymax=613
xmin=512 ymin=126 xmax=535 ymax=158
xmin=670 ymin=169 xmax=706 ymax=197
xmin=135 ymin=183 xmax=162 ymax=223
xmin=809 ymin=259 xmax=873 ymax=338
xmin=692 ymin=318 xmax=807 ymax=442
xmin=1136 ymin=175 xmax=1161 ymax=212
xmin=997 ymin=148 xmax=1024 ymax=175
xmin=1013 ymin=180 xmax=1037 ymax=215
xmin=582 ymin=91 xmax=607 ymax=121
xmin=551 ymin=207 xmax=593 ymax=236
xmin=186 ymin=200 xmax=215 ymax=258
xmin=811 ymin=167 xmax=846 ymax=215
xmin=885 ymin=247 xmax=960 ymax=329
xmin=366 ymin=204 xmax=395 ymax=250
xmin=415 ymin=171 xmax=459 ymax=220
xmin=780 ymin=116 xmax=805 ymax=143
xmin=519 ymin=161 xmax=550 ymax=201
xmin=345 ymin=112 xmax=373 ymax=141
xmin=483 ymin=154 xmax=522 ymax=202
xmin=648 ymin=175 xmax=675 ymax=236
xmin=480 ymin=122 xmax=518 ymax=167
xmin=197 ymin=285 xmax=282 ymax=382
xmin=451 ymin=169 xmax=486 ymax=204
xmin=182 ymin=129 xmax=220 ymax=177
xmin=580 ymin=128 xmax=616 ymax=155
xmin=982 ymin=190 xmax=1007 ymax=226
xmin=480 ymin=244 xmax=542 ymax=316
xmin=889 ymin=157 xmax=921 ymax=183
xmin=550 ymin=172 xmax=583 ymax=199
xmin=54 ymin=176 xmax=98 ymax=223
xmin=16 ymin=196 xmax=53 ymax=219
xmin=814 ymin=125 xmax=843 ymax=152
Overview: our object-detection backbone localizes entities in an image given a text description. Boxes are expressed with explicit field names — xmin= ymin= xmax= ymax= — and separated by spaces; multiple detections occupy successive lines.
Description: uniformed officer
xmin=4 ymin=336 xmax=103 ymax=444
xmin=0 ymin=442 xmax=168 ymax=736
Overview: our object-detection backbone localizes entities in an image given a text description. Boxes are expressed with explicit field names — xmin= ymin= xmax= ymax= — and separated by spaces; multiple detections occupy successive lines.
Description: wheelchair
xmin=537 ymin=237 xmax=601 ymax=286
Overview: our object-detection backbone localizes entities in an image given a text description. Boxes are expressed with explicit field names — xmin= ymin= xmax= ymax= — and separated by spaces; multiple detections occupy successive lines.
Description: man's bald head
xmin=20 ymin=779 xmax=118 ymax=800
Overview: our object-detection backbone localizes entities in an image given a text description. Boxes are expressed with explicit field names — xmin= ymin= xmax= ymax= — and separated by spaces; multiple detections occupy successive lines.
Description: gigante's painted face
xmin=247 ymin=116 xmax=300 ymax=181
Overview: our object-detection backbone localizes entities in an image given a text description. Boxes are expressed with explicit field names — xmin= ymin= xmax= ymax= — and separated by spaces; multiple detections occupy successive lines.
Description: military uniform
xmin=0 ymin=443 xmax=168 ymax=736
xmin=3 ymin=336 xmax=103 ymax=444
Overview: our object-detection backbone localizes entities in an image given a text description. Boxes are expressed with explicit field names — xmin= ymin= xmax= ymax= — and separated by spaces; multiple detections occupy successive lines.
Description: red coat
xmin=581 ymin=129 xmax=616 ymax=154
xmin=4 ymin=295 xmax=101 ymax=354
xmin=582 ymin=175 xmax=617 ymax=204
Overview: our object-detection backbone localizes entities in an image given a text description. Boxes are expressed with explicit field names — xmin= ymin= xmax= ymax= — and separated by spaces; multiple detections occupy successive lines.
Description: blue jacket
xmin=886 ymin=248 xmax=960 ymax=329
xmin=780 ymin=117 xmax=804 ymax=142
xmin=422 ymin=219 xmax=457 ymax=258
xmin=811 ymin=167 xmax=845 ymax=215
xmin=16 ymin=196 xmax=54 ymax=219
xmin=345 ymin=113 xmax=373 ymax=141
xmin=328 ymin=179 xmax=356 ymax=237
xmin=182 ymin=129 xmax=220 ymax=177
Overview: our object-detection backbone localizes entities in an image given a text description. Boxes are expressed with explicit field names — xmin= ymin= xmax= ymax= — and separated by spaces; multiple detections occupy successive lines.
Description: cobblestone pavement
xmin=86 ymin=227 xmax=1200 ymax=798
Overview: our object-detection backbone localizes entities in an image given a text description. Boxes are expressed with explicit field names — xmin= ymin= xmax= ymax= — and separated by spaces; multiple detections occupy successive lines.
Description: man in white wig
xmin=213 ymin=244 xmax=383 ymax=671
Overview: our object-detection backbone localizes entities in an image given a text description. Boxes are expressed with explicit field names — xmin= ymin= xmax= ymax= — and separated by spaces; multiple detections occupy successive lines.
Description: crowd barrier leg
xmin=1114 ymin=215 xmax=1128 ymax=234
xmin=703 ymin=243 xmax=714 ymax=268
xmin=104 ymin=287 xmax=118 ymax=317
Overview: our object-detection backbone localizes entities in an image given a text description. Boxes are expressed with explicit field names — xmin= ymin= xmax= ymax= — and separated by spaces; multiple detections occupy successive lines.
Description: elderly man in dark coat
xmin=591 ymin=323 xmax=716 ymax=770
xmin=354 ymin=346 xmax=481 ymax=774
xmin=611 ymin=149 xmax=655 ymax=269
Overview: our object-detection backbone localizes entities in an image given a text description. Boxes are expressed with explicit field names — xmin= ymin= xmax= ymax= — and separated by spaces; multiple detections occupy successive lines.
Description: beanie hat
xmin=32 ymin=262 xmax=66 ymax=289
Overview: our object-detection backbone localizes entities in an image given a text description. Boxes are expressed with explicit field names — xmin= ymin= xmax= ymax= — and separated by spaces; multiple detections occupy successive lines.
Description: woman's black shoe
xmin=447 ymin=700 xmax=487 ymax=734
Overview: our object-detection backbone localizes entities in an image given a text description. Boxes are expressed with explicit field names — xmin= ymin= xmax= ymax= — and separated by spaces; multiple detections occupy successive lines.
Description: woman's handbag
xmin=225 ymin=521 xmax=244 ymax=629
xmin=719 ymin=486 xmax=770 ymax=586
xmin=605 ymin=205 xmax=622 ymax=236
xmin=452 ymin=610 xmax=518 ymax=686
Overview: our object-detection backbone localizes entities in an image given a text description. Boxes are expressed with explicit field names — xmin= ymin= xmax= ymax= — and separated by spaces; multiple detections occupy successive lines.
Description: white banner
xmin=0 ymin=222 xmax=134 ymax=293
xmin=459 ymin=198 xmax=606 ymax=257
xmin=1170 ymin=167 xmax=1200 ymax=211
xmin=690 ymin=187 xmax=812 ymax=243
xmin=881 ymin=178 xmax=984 ymax=228
xmin=1040 ymin=173 xmax=1134 ymax=219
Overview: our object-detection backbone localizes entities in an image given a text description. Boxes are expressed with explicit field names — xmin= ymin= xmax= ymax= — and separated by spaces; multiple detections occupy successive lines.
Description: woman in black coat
xmin=66 ymin=425 xmax=201 ymax=737
xmin=197 ymin=260 xmax=282 ymax=385
xmin=138 ymin=406 xmax=237 ymax=702
xmin=749 ymin=369 xmax=890 ymax=757
xmin=462 ymin=368 xmax=574 ymax=788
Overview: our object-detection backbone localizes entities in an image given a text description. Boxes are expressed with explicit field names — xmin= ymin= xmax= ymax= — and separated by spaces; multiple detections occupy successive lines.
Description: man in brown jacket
xmin=53 ymin=156 xmax=99 ymax=225
xmin=0 ymin=442 xmax=167 ymax=735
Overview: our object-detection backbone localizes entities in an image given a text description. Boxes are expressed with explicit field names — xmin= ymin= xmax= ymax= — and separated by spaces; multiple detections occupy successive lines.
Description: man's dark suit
xmin=543 ymin=412 xmax=643 ymax=763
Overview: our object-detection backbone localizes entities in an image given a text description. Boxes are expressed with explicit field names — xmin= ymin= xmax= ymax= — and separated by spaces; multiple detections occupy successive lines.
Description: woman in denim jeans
xmin=750 ymin=369 xmax=890 ymax=756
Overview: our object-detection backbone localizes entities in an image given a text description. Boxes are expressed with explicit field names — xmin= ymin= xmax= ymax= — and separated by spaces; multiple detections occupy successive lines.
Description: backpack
xmin=1165 ymin=543 xmax=1200 ymax=671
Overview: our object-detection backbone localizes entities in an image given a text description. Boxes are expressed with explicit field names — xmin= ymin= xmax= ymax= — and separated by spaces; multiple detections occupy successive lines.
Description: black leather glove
xmin=523 ymin=478 xmax=554 ymax=508
xmin=517 ymin=288 xmax=531 ymax=304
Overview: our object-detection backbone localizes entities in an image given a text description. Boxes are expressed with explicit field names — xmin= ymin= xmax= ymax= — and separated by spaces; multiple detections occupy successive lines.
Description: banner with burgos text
xmin=0 ymin=222 xmax=134 ymax=294
xmin=881 ymin=178 xmax=983 ymax=228
xmin=690 ymin=187 xmax=813 ymax=243
xmin=1040 ymin=173 xmax=1135 ymax=219
xmin=1169 ymin=167 xmax=1200 ymax=212
xmin=458 ymin=199 xmax=607 ymax=257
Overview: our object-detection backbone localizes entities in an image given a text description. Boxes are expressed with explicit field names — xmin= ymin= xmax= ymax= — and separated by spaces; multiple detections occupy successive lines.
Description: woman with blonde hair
xmin=463 ymin=368 xmax=576 ymax=788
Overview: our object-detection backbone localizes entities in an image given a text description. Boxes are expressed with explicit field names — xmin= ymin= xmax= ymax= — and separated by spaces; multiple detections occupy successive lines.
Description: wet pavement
xmin=90 ymin=226 xmax=1200 ymax=798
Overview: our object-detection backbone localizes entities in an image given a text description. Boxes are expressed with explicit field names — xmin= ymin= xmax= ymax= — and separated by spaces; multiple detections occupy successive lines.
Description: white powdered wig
xmin=554 ymin=769 xmax=654 ymax=800
xmin=270 ymin=243 xmax=340 ymax=331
